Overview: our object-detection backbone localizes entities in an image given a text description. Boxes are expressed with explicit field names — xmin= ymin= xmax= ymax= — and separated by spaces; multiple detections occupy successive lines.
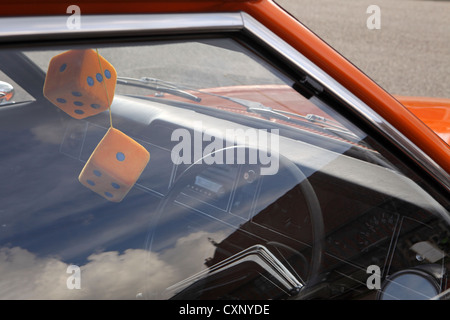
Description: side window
xmin=0 ymin=35 xmax=448 ymax=300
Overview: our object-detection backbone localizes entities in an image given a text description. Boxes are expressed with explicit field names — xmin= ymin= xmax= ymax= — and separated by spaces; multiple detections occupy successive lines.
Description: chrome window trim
xmin=0 ymin=12 xmax=448 ymax=192
xmin=0 ymin=13 xmax=244 ymax=40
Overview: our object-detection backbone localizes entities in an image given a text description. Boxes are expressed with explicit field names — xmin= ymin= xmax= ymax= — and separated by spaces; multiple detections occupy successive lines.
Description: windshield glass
xmin=28 ymin=39 xmax=289 ymax=91
xmin=0 ymin=36 xmax=448 ymax=300
xmin=25 ymin=38 xmax=369 ymax=152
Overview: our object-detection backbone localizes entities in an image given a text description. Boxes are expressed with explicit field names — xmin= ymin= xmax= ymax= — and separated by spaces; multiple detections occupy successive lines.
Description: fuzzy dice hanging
xmin=78 ymin=128 xmax=150 ymax=202
xmin=43 ymin=49 xmax=117 ymax=119
xmin=44 ymin=49 xmax=150 ymax=202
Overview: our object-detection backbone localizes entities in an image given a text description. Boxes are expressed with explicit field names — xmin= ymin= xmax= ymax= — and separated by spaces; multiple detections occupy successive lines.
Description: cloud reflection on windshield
xmin=0 ymin=230 xmax=226 ymax=299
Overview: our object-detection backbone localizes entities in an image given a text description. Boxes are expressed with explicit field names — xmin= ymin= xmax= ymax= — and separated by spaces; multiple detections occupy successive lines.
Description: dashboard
xmin=1 ymin=93 xmax=448 ymax=300
xmin=84 ymin=95 xmax=448 ymax=299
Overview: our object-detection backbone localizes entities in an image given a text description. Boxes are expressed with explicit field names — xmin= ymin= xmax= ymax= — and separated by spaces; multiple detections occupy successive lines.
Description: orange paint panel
xmin=396 ymin=96 xmax=450 ymax=145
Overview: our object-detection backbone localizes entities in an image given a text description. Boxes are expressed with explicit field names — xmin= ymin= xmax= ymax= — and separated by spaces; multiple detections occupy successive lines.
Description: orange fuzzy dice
xmin=43 ymin=49 xmax=117 ymax=119
xmin=79 ymin=128 xmax=150 ymax=202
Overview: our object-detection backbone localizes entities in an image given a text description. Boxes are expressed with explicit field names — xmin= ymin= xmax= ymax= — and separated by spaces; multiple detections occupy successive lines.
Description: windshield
xmin=27 ymin=39 xmax=290 ymax=92
xmin=25 ymin=38 xmax=371 ymax=154
xmin=0 ymin=36 xmax=448 ymax=300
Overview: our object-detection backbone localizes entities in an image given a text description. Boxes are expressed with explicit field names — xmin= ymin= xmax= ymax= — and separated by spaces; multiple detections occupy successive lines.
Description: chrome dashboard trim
xmin=165 ymin=244 xmax=303 ymax=297
xmin=0 ymin=12 xmax=448 ymax=192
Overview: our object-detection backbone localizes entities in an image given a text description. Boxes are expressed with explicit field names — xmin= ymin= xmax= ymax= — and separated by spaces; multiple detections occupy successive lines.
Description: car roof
xmin=2 ymin=0 xmax=250 ymax=16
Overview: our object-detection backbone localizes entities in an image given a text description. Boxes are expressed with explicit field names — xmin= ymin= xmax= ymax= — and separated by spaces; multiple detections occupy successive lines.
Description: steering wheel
xmin=148 ymin=146 xmax=324 ymax=297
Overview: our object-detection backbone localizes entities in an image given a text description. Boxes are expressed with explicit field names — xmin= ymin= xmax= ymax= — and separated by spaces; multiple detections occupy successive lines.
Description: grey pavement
xmin=276 ymin=0 xmax=450 ymax=98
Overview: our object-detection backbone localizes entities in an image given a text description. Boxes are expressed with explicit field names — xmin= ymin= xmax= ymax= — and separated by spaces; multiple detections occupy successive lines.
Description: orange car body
xmin=4 ymin=0 xmax=449 ymax=172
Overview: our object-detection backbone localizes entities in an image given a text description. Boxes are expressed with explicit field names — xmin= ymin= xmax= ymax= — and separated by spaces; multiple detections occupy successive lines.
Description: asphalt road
xmin=276 ymin=0 xmax=450 ymax=98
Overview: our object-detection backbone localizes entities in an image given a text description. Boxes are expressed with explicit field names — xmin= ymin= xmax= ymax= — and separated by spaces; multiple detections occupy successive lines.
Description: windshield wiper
xmin=117 ymin=76 xmax=202 ymax=103
xmin=224 ymin=96 xmax=360 ymax=141
xmin=118 ymin=75 xmax=360 ymax=142
xmin=224 ymin=96 xmax=291 ymax=120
